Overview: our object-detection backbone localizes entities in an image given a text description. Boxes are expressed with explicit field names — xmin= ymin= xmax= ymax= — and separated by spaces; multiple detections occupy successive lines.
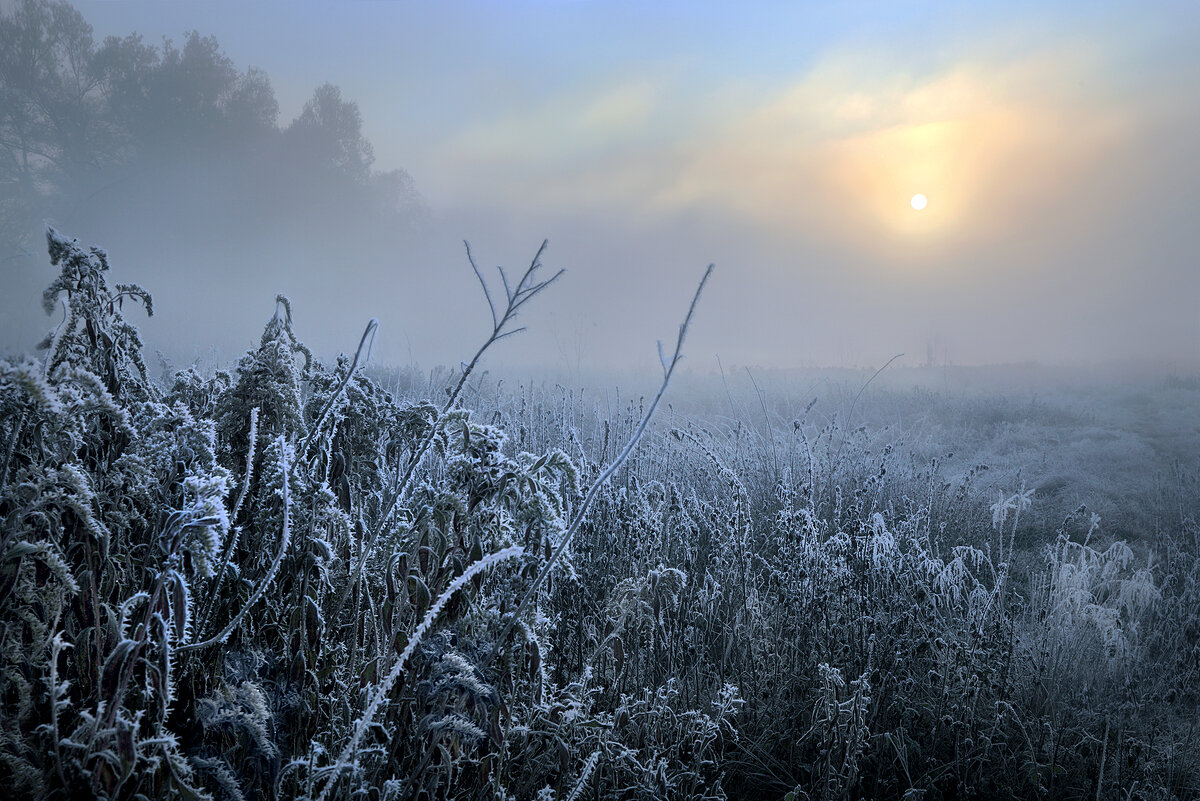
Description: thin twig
xmin=745 ymin=367 xmax=779 ymax=480
xmin=835 ymin=352 xmax=903 ymax=467
xmin=489 ymin=263 xmax=714 ymax=661
xmin=331 ymin=241 xmax=562 ymax=631
xmin=301 ymin=318 xmax=379 ymax=464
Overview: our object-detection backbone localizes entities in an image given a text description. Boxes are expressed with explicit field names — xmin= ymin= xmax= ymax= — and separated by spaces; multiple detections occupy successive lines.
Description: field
xmin=1 ymin=231 xmax=1198 ymax=800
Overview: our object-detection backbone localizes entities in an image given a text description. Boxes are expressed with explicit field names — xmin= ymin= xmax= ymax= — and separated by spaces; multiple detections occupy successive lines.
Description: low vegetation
xmin=1 ymin=230 xmax=1197 ymax=800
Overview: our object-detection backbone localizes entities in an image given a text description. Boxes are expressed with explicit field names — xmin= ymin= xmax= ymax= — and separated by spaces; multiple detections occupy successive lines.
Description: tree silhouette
xmin=0 ymin=0 xmax=421 ymax=263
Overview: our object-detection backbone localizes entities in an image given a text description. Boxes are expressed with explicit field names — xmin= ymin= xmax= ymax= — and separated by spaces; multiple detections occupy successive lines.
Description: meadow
xmin=2 ymin=230 xmax=1197 ymax=800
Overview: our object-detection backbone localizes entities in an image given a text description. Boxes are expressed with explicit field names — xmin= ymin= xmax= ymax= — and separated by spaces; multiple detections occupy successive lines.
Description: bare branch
xmin=332 ymin=240 xmax=565 ymax=629
xmin=488 ymin=263 xmax=714 ymax=662
xmin=497 ymin=265 xmax=513 ymax=305
xmin=464 ymin=240 xmax=498 ymax=330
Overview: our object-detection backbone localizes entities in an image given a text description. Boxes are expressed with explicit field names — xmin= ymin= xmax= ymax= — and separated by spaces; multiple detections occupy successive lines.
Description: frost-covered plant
xmin=2 ymin=226 xmax=1197 ymax=801
xmin=38 ymin=227 xmax=154 ymax=401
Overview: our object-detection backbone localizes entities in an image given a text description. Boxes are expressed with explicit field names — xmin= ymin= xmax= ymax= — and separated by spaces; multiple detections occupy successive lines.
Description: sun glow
xmin=547 ymin=49 xmax=1128 ymax=259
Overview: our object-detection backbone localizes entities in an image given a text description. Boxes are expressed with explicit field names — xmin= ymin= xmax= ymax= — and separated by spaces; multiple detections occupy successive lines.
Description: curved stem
xmin=179 ymin=436 xmax=291 ymax=654
xmin=490 ymin=264 xmax=713 ymax=661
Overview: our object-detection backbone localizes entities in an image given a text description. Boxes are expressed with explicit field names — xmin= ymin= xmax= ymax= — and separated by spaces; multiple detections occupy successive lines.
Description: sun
xmin=910 ymin=193 xmax=928 ymax=211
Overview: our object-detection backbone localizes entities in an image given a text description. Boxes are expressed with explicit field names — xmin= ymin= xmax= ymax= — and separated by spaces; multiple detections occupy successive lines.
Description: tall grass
xmin=1 ymin=229 xmax=1197 ymax=800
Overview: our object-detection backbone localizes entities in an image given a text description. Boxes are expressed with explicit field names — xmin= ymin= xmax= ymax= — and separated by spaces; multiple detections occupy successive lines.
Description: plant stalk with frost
xmin=491 ymin=263 xmax=713 ymax=661
xmin=313 ymin=545 xmax=525 ymax=801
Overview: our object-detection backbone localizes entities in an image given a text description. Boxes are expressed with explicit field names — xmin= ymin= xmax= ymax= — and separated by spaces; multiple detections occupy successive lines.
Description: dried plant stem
xmin=179 ymin=436 xmax=291 ymax=654
xmin=835 ymin=352 xmax=903 ymax=468
xmin=0 ymin=408 xmax=24 ymax=494
xmin=197 ymin=407 xmax=258 ymax=632
xmin=566 ymin=750 xmax=602 ymax=801
xmin=300 ymin=318 xmax=378 ymax=463
xmin=332 ymin=242 xmax=561 ymax=626
xmin=313 ymin=545 xmax=525 ymax=801
xmin=491 ymin=264 xmax=714 ymax=659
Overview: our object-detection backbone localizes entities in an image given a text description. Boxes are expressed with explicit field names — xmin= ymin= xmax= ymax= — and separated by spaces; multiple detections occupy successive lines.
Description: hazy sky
xmin=10 ymin=1 xmax=1200 ymax=372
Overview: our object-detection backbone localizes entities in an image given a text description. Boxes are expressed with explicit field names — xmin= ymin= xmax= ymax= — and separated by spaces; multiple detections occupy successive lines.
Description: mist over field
xmin=3 ymin=0 xmax=1199 ymax=371
xmin=1 ymin=2 xmax=1198 ymax=800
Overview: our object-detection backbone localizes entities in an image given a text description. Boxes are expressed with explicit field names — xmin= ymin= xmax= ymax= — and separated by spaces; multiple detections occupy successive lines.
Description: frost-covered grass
xmin=1 ymin=230 xmax=1197 ymax=800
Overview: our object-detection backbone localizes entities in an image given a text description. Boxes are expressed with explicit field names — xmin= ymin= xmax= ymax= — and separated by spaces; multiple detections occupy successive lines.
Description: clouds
xmin=7 ymin=1 xmax=1195 ymax=369
xmin=406 ymin=19 xmax=1198 ymax=367
xmin=432 ymin=39 xmax=1139 ymax=267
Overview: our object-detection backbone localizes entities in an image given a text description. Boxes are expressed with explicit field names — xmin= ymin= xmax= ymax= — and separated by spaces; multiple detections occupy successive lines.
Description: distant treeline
xmin=0 ymin=0 xmax=422 ymax=263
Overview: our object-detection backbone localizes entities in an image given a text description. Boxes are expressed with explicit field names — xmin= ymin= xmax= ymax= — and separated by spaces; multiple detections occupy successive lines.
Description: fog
xmin=3 ymin=0 xmax=1198 ymax=375
xmin=6 ymin=5 xmax=1200 ymax=798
